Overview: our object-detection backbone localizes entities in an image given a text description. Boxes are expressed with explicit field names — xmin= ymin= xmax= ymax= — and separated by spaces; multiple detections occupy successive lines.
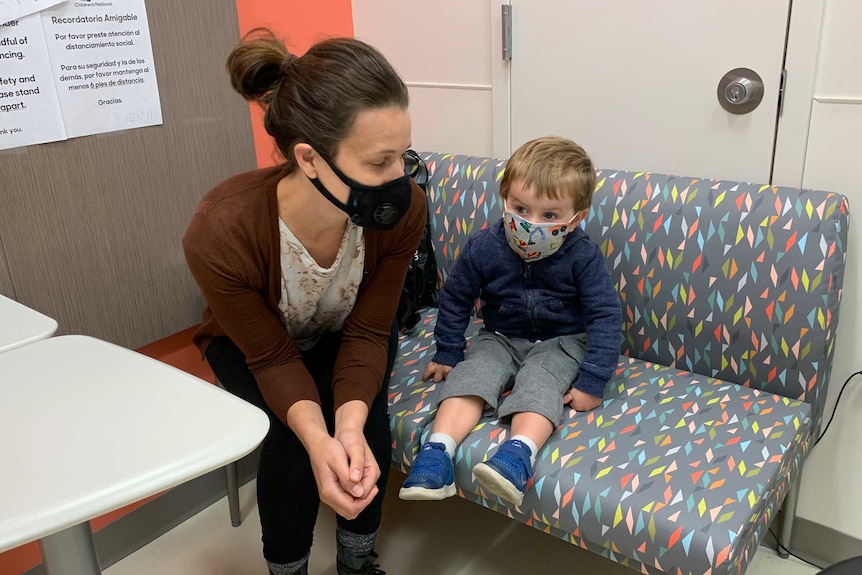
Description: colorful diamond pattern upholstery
xmin=387 ymin=153 xmax=848 ymax=575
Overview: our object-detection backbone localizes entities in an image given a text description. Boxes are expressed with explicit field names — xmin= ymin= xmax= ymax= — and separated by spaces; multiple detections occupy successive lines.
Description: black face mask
xmin=308 ymin=152 xmax=413 ymax=230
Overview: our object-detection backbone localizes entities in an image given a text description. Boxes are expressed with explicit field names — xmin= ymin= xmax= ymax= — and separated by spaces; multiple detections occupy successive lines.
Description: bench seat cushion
xmin=389 ymin=308 xmax=812 ymax=575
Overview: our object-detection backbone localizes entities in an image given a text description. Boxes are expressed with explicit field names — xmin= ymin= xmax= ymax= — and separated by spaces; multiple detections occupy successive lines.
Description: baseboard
xmin=23 ymin=448 xmax=260 ymax=575
xmin=764 ymin=514 xmax=862 ymax=569
xmin=790 ymin=517 xmax=862 ymax=567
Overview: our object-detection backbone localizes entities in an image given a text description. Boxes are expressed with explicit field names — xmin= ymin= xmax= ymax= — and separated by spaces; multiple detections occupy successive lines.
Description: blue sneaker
xmin=472 ymin=439 xmax=533 ymax=506
xmin=399 ymin=442 xmax=456 ymax=500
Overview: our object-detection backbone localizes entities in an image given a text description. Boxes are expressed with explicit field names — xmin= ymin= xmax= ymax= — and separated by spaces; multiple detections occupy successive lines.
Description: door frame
xmin=490 ymin=0 xmax=511 ymax=159
xmin=772 ymin=0 xmax=827 ymax=187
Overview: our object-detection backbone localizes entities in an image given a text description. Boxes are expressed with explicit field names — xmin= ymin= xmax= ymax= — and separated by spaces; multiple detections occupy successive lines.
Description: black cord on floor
xmin=766 ymin=372 xmax=862 ymax=571
xmin=768 ymin=527 xmax=822 ymax=569
xmin=814 ymin=370 xmax=862 ymax=447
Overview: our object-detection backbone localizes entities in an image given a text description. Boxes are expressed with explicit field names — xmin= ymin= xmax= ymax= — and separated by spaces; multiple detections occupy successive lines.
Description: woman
xmin=183 ymin=29 xmax=426 ymax=575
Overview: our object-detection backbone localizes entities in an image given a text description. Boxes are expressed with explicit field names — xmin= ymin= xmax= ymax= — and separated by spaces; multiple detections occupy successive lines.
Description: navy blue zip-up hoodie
xmin=432 ymin=220 xmax=622 ymax=398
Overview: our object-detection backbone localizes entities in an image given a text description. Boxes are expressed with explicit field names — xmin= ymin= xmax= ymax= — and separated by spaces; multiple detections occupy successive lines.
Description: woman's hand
xmin=423 ymin=361 xmax=453 ymax=382
xmin=288 ymin=400 xmax=378 ymax=520
xmin=334 ymin=427 xmax=380 ymax=499
xmin=307 ymin=434 xmax=378 ymax=520
xmin=332 ymin=400 xmax=380 ymax=516
xmin=563 ymin=386 xmax=603 ymax=412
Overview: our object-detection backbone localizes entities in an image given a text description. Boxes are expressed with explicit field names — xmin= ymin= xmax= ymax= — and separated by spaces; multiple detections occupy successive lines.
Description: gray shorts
xmin=437 ymin=329 xmax=587 ymax=426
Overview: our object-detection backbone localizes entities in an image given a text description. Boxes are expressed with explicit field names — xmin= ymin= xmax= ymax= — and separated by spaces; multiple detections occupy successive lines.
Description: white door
xmin=352 ymin=0 xmax=496 ymax=157
xmin=507 ymin=0 xmax=790 ymax=183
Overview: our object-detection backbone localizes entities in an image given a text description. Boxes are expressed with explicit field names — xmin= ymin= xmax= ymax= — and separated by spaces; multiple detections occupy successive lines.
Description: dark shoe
xmin=336 ymin=547 xmax=385 ymax=575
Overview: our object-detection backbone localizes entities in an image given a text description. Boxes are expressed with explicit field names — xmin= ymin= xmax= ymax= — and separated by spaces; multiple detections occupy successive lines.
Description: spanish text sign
xmin=41 ymin=0 xmax=162 ymax=138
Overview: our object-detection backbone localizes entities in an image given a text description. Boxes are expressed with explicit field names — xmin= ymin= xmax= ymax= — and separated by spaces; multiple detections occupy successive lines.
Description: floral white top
xmin=277 ymin=218 xmax=365 ymax=350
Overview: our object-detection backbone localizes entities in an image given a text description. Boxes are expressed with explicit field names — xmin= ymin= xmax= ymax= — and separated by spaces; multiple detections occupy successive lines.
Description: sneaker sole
xmin=472 ymin=462 xmax=525 ymax=506
xmin=398 ymin=483 xmax=456 ymax=501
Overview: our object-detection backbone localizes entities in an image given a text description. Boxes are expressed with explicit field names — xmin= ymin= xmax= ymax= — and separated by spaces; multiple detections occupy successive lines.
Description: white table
xmin=0 ymin=335 xmax=270 ymax=575
xmin=0 ymin=294 xmax=58 ymax=353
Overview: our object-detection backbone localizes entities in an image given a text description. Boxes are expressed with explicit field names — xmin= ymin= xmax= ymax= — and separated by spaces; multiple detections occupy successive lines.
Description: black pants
xmin=205 ymin=326 xmax=396 ymax=565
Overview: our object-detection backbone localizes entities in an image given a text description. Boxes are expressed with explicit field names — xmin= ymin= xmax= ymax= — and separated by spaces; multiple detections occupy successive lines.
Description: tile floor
xmin=104 ymin=472 xmax=819 ymax=575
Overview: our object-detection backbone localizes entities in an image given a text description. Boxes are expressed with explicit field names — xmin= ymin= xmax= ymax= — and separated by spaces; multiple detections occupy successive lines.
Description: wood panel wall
xmin=0 ymin=0 xmax=256 ymax=348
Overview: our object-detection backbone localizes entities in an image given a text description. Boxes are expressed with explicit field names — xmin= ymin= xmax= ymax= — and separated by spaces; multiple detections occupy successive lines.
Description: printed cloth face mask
xmin=503 ymin=204 xmax=580 ymax=262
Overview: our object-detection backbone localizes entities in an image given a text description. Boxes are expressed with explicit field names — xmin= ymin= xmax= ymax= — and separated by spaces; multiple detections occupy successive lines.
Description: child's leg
xmin=400 ymin=331 xmax=518 ymax=501
xmin=498 ymin=334 xmax=587 ymax=438
xmin=509 ymin=411 xmax=554 ymax=464
xmin=429 ymin=395 xmax=485 ymax=454
xmin=423 ymin=330 xmax=519 ymax=455
xmin=473 ymin=335 xmax=585 ymax=506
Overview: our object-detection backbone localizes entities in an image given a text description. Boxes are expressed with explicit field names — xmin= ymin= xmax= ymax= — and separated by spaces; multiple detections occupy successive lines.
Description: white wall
xmin=351 ymin=0 xmax=495 ymax=157
xmin=794 ymin=0 xmax=862 ymax=541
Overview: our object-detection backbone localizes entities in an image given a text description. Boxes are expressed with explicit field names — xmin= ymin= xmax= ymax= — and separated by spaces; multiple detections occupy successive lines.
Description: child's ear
xmin=572 ymin=209 xmax=589 ymax=225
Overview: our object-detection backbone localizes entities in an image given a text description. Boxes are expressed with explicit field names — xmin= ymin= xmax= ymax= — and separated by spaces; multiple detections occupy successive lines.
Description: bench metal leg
xmin=778 ymin=475 xmax=802 ymax=559
xmin=39 ymin=522 xmax=101 ymax=575
xmin=226 ymin=461 xmax=241 ymax=527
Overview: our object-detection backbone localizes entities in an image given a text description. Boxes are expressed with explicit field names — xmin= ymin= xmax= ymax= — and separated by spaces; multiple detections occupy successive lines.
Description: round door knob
xmin=718 ymin=68 xmax=764 ymax=114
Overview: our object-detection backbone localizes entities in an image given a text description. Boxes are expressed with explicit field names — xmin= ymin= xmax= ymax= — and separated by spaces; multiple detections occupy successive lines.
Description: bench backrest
xmin=421 ymin=152 xmax=849 ymax=428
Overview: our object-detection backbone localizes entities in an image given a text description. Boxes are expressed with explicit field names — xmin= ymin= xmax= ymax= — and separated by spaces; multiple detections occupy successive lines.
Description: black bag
xmin=397 ymin=152 xmax=438 ymax=332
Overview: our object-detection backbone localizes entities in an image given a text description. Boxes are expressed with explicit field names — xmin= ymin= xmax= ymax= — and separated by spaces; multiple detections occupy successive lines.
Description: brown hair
xmin=500 ymin=136 xmax=596 ymax=213
xmin=227 ymin=28 xmax=409 ymax=171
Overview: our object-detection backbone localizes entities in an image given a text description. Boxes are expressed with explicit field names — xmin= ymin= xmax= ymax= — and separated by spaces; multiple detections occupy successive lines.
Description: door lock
xmin=717 ymin=68 xmax=764 ymax=114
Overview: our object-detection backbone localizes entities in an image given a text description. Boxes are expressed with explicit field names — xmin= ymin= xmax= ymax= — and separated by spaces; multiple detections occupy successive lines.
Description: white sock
xmin=510 ymin=435 xmax=538 ymax=466
xmin=428 ymin=432 xmax=456 ymax=459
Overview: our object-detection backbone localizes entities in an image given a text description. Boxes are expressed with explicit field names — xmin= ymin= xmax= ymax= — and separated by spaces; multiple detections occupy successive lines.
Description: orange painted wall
xmin=0 ymin=4 xmax=353 ymax=573
xmin=236 ymin=0 xmax=355 ymax=168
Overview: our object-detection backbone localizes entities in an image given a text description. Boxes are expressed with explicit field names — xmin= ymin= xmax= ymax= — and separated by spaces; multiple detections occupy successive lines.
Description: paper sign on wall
xmin=0 ymin=0 xmax=65 ymax=25
xmin=0 ymin=13 xmax=66 ymax=148
xmin=0 ymin=0 xmax=162 ymax=151
xmin=41 ymin=0 xmax=162 ymax=138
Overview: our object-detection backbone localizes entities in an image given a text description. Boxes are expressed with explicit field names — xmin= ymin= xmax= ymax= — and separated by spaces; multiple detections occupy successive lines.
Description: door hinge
xmin=778 ymin=68 xmax=787 ymax=117
xmin=502 ymin=5 xmax=513 ymax=61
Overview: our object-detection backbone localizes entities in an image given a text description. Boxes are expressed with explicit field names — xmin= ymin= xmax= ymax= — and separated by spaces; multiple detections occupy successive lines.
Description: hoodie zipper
xmin=524 ymin=262 xmax=539 ymax=334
